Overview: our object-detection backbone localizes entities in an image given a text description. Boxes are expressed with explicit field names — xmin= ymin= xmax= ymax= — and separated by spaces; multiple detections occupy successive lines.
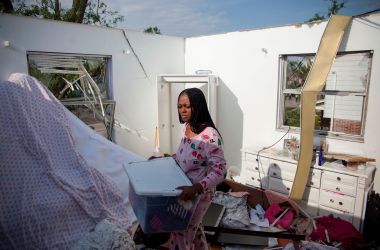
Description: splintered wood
xmin=324 ymin=152 xmax=375 ymax=170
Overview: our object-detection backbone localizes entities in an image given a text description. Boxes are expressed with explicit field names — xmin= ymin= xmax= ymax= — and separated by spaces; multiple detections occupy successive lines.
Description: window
xmin=27 ymin=52 xmax=111 ymax=100
xmin=27 ymin=52 xmax=115 ymax=140
xmin=278 ymin=51 xmax=372 ymax=141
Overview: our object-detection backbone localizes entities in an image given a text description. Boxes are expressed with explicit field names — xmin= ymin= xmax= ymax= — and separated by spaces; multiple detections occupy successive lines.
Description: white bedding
xmin=0 ymin=73 xmax=143 ymax=248
xmin=66 ymin=108 xmax=144 ymax=203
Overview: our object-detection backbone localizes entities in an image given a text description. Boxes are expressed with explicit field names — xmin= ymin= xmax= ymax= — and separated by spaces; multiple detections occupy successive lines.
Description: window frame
xmin=276 ymin=50 xmax=373 ymax=142
xmin=26 ymin=51 xmax=115 ymax=140
xmin=26 ymin=51 xmax=113 ymax=100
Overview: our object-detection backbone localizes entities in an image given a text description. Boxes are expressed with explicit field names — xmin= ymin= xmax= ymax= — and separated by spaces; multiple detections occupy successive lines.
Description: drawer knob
xmin=337 ymin=177 xmax=341 ymax=181
xmin=336 ymin=187 xmax=340 ymax=191
xmin=310 ymin=181 xmax=314 ymax=185
xmin=286 ymin=187 xmax=290 ymax=191
xmin=273 ymin=172 xmax=277 ymax=176
xmin=251 ymin=177 xmax=255 ymax=180
xmin=339 ymin=202 xmax=343 ymax=206
xmin=330 ymin=199 xmax=334 ymax=203
xmin=255 ymin=167 xmax=259 ymax=170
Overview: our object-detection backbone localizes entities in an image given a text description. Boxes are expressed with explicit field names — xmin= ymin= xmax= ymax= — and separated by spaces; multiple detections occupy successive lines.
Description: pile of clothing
xmin=212 ymin=189 xmax=363 ymax=250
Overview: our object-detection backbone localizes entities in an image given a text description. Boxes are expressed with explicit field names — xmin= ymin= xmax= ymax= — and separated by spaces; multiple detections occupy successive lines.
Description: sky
xmin=65 ymin=0 xmax=380 ymax=37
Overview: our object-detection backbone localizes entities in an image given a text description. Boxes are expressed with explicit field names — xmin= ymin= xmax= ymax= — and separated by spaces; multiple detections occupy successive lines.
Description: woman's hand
xmin=176 ymin=183 xmax=203 ymax=201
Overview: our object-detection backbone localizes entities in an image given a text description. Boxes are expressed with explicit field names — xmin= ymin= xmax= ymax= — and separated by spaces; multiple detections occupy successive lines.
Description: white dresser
xmin=237 ymin=147 xmax=376 ymax=231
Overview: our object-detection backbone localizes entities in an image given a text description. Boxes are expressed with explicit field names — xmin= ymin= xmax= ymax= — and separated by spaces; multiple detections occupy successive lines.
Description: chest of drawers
xmin=237 ymin=147 xmax=376 ymax=232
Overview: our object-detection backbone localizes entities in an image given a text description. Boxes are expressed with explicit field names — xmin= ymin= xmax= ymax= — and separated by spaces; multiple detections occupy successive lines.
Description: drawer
xmin=268 ymin=166 xmax=319 ymax=188
xmin=299 ymin=201 xmax=318 ymax=217
xmin=302 ymin=187 xmax=319 ymax=203
xmin=269 ymin=159 xmax=297 ymax=174
xmin=241 ymin=152 xmax=246 ymax=161
xmin=245 ymin=153 xmax=256 ymax=162
xmin=319 ymin=190 xmax=355 ymax=213
xmin=308 ymin=169 xmax=321 ymax=188
xmin=246 ymin=153 xmax=270 ymax=164
xmin=269 ymin=177 xmax=320 ymax=202
xmin=322 ymin=171 xmax=357 ymax=188
xmin=240 ymin=167 xmax=256 ymax=178
xmin=268 ymin=167 xmax=295 ymax=182
xmin=321 ymin=179 xmax=357 ymax=197
xmin=243 ymin=171 xmax=268 ymax=189
xmin=242 ymin=160 xmax=268 ymax=174
xmin=319 ymin=205 xmax=353 ymax=224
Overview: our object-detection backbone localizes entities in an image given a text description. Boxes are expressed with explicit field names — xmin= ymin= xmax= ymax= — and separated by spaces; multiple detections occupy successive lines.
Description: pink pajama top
xmin=174 ymin=125 xmax=227 ymax=191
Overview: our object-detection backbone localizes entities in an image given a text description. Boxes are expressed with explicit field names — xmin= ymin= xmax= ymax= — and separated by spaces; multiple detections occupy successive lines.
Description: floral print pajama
xmin=169 ymin=125 xmax=226 ymax=250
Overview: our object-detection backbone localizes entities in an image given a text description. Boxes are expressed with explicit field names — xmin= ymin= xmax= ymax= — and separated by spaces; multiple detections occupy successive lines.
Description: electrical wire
xmin=255 ymin=126 xmax=291 ymax=189
xmin=353 ymin=8 xmax=380 ymax=18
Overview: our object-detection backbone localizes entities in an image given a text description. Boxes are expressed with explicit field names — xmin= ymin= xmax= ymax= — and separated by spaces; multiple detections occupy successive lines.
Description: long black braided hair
xmin=177 ymin=88 xmax=221 ymax=138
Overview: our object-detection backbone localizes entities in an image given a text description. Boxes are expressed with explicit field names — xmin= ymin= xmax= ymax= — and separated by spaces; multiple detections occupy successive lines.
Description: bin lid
xmin=124 ymin=157 xmax=192 ymax=196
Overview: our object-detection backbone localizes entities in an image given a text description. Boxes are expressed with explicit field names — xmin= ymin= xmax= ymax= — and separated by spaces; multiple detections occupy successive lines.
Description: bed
xmin=0 ymin=73 xmax=143 ymax=249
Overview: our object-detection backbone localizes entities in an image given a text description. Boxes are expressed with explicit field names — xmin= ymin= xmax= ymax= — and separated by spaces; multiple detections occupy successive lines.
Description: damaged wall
xmin=0 ymin=13 xmax=185 ymax=158
xmin=1 ymin=13 xmax=380 ymax=193
xmin=185 ymin=13 xmax=380 ymax=193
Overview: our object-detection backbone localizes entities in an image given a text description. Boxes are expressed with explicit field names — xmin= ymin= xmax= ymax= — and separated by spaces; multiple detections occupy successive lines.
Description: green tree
xmin=144 ymin=26 xmax=161 ymax=34
xmin=327 ymin=0 xmax=347 ymax=16
xmin=0 ymin=0 xmax=14 ymax=13
xmin=83 ymin=0 xmax=124 ymax=26
xmin=307 ymin=13 xmax=325 ymax=22
xmin=2 ymin=0 xmax=124 ymax=27
xmin=286 ymin=57 xmax=313 ymax=89
xmin=306 ymin=0 xmax=347 ymax=22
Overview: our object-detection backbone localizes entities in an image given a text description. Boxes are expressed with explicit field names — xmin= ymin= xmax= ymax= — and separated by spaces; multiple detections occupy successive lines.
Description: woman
xmin=170 ymin=88 xmax=227 ymax=250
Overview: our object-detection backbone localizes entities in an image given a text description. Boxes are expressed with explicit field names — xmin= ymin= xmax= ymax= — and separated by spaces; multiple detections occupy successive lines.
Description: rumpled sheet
xmin=64 ymin=89 xmax=143 ymax=230
xmin=0 ymin=73 xmax=140 ymax=249
xmin=213 ymin=191 xmax=250 ymax=228
xmin=72 ymin=219 xmax=136 ymax=250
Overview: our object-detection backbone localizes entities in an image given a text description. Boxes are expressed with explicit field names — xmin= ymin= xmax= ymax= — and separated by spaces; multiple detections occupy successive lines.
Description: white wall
xmin=185 ymin=14 xmax=380 ymax=192
xmin=1 ymin=13 xmax=380 ymax=192
xmin=0 ymin=13 xmax=185 ymax=158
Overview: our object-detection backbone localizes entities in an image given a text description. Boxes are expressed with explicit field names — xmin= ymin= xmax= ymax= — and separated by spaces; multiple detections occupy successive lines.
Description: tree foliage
xmin=83 ymin=0 xmax=124 ymax=26
xmin=0 ymin=0 xmax=14 ymax=13
xmin=144 ymin=26 xmax=161 ymax=34
xmin=306 ymin=0 xmax=347 ymax=22
xmin=307 ymin=13 xmax=325 ymax=22
xmin=286 ymin=57 xmax=313 ymax=89
xmin=2 ymin=0 xmax=124 ymax=27
xmin=327 ymin=0 xmax=347 ymax=16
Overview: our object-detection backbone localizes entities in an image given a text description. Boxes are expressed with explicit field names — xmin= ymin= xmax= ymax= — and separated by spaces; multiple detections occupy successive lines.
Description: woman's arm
xmin=198 ymin=128 xmax=227 ymax=191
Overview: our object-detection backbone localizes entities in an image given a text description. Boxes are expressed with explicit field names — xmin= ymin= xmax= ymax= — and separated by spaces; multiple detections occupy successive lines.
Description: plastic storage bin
xmin=125 ymin=157 xmax=198 ymax=233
